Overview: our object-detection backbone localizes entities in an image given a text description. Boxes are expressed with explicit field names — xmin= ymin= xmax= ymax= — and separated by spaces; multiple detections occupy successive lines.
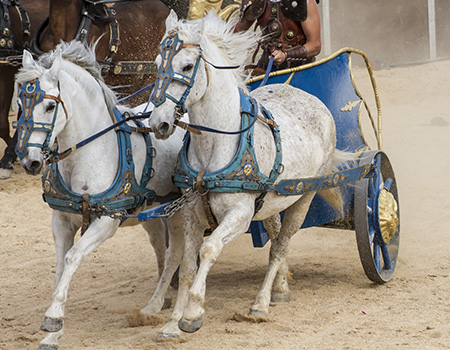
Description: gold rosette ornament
xmin=377 ymin=188 xmax=399 ymax=243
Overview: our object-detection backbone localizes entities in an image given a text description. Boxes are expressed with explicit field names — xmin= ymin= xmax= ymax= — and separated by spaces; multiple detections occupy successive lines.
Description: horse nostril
xmin=29 ymin=160 xmax=42 ymax=173
xmin=158 ymin=122 xmax=170 ymax=135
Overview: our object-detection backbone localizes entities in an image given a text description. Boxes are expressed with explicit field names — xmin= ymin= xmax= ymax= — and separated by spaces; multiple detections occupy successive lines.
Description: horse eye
xmin=182 ymin=64 xmax=194 ymax=72
xmin=46 ymin=103 xmax=56 ymax=113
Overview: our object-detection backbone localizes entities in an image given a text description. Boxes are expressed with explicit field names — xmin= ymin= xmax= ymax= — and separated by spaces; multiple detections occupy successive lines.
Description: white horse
xmin=147 ymin=10 xmax=343 ymax=339
xmin=16 ymin=41 xmax=186 ymax=349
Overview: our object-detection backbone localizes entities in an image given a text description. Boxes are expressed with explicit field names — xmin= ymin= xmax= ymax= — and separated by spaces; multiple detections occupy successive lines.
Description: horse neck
xmin=45 ymin=0 xmax=83 ymax=49
xmin=56 ymin=68 xmax=118 ymax=178
xmin=187 ymin=67 xmax=243 ymax=171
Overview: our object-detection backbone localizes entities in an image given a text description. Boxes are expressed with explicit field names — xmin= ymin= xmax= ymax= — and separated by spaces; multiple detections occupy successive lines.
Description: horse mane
xmin=175 ymin=11 xmax=261 ymax=90
xmin=16 ymin=40 xmax=118 ymax=115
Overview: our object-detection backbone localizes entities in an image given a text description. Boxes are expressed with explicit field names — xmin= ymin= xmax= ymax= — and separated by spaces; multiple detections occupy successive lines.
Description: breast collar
xmin=173 ymin=89 xmax=283 ymax=193
xmin=41 ymin=108 xmax=156 ymax=218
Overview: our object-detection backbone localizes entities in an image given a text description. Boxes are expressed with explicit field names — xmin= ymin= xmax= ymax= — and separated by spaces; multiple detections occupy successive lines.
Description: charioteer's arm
xmin=278 ymin=0 xmax=321 ymax=65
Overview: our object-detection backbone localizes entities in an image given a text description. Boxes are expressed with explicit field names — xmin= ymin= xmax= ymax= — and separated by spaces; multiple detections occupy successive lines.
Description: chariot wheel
xmin=354 ymin=152 xmax=400 ymax=284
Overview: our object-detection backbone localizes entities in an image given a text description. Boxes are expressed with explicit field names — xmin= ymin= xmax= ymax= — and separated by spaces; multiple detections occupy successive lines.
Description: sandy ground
xmin=1 ymin=58 xmax=449 ymax=350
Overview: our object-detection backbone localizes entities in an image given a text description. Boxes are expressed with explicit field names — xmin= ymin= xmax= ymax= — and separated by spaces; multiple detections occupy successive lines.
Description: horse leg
xmin=141 ymin=218 xmax=167 ymax=279
xmin=156 ymin=211 xmax=206 ymax=341
xmin=40 ymin=216 xmax=120 ymax=334
xmin=178 ymin=200 xmax=254 ymax=333
xmin=262 ymin=214 xmax=291 ymax=303
xmin=139 ymin=212 xmax=184 ymax=316
xmin=249 ymin=192 xmax=316 ymax=318
xmin=38 ymin=213 xmax=77 ymax=350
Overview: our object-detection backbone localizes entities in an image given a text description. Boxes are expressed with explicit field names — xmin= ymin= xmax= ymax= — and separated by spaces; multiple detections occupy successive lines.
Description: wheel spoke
xmin=373 ymin=240 xmax=381 ymax=272
xmin=381 ymin=242 xmax=393 ymax=271
xmin=368 ymin=227 xmax=376 ymax=245
xmin=384 ymin=177 xmax=394 ymax=191
xmin=371 ymin=156 xmax=382 ymax=193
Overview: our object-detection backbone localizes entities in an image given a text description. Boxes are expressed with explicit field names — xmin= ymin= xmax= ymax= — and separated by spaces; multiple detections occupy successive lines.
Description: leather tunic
xmin=241 ymin=0 xmax=313 ymax=69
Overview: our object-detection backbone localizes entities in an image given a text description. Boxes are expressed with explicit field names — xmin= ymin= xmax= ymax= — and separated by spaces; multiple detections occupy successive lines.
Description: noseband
xmin=15 ymin=79 xmax=67 ymax=160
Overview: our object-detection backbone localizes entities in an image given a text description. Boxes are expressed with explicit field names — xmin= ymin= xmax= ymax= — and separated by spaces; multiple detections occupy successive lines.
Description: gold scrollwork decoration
xmin=341 ymin=100 xmax=361 ymax=112
xmin=123 ymin=182 xmax=131 ymax=194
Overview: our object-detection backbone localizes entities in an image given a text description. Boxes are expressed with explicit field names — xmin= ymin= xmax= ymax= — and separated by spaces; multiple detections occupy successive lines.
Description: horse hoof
xmin=40 ymin=316 xmax=63 ymax=333
xmin=38 ymin=344 xmax=58 ymax=350
xmin=155 ymin=332 xmax=180 ymax=342
xmin=248 ymin=309 xmax=269 ymax=319
xmin=178 ymin=314 xmax=204 ymax=333
xmin=0 ymin=167 xmax=12 ymax=180
xmin=271 ymin=291 xmax=291 ymax=303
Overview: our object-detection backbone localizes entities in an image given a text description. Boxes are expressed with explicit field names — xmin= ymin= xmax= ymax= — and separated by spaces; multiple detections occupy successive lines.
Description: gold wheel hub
xmin=377 ymin=188 xmax=399 ymax=243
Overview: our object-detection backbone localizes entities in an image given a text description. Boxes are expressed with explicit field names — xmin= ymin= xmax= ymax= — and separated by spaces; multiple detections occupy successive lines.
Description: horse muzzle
xmin=20 ymin=149 xmax=44 ymax=175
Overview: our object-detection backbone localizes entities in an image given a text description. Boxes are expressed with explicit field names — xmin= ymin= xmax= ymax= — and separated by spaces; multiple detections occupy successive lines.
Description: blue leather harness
xmin=173 ymin=89 xmax=283 ymax=193
xmin=41 ymin=108 xmax=155 ymax=217
xmin=15 ymin=80 xmax=156 ymax=232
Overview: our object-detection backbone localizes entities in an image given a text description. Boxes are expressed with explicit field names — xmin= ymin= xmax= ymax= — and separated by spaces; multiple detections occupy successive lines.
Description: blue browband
xmin=173 ymin=89 xmax=283 ymax=193
xmin=150 ymin=31 xmax=202 ymax=116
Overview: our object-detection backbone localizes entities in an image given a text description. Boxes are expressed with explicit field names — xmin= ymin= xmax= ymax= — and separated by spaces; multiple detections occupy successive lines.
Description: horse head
xmin=15 ymin=50 xmax=67 ymax=175
xmin=149 ymin=10 xmax=259 ymax=140
xmin=149 ymin=10 xmax=208 ymax=140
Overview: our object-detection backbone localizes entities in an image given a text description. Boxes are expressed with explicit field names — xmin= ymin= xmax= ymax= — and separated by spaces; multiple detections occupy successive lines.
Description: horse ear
xmin=48 ymin=50 xmax=62 ymax=83
xmin=165 ymin=9 xmax=179 ymax=31
xmin=22 ymin=50 xmax=35 ymax=69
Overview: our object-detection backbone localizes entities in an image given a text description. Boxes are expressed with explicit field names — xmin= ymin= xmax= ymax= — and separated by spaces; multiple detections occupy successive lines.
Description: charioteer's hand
xmin=271 ymin=50 xmax=287 ymax=65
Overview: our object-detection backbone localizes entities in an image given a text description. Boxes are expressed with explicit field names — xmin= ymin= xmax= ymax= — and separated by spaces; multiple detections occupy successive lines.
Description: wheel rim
xmin=355 ymin=152 xmax=400 ymax=283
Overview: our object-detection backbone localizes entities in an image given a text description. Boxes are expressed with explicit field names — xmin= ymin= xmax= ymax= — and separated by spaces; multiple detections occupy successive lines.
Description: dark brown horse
xmin=0 ymin=0 xmax=171 ymax=178
xmin=0 ymin=0 xmax=48 ymax=179
xmin=35 ymin=0 xmax=170 ymax=104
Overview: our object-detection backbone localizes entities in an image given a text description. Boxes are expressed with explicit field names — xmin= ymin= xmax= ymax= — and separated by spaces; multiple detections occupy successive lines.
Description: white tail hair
xmin=318 ymin=149 xmax=360 ymax=217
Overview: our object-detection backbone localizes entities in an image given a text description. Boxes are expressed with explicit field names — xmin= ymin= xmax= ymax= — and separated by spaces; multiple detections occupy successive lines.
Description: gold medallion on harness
xmin=124 ymin=182 xmax=131 ymax=194
xmin=244 ymin=164 xmax=253 ymax=176
xmin=114 ymin=64 xmax=122 ymax=74
xmin=44 ymin=180 xmax=51 ymax=193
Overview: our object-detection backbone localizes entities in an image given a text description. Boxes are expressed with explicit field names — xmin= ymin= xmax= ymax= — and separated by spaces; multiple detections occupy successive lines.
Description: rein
xmin=47 ymin=111 xmax=152 ymax=163
xmin=150 ymin=31 xmax=278 ymax=136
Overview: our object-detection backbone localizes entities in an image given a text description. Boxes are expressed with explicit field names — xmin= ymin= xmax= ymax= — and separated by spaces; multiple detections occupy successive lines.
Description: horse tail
xmin=317 ymin=149 xmax=360 ymax=217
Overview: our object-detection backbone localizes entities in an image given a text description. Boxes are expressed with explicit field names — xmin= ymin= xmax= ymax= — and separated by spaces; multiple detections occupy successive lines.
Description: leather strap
xmin=81 ymin=193 xmax=90 ymax=235
xmin=196 ymin=171 xmax=218 ymax=231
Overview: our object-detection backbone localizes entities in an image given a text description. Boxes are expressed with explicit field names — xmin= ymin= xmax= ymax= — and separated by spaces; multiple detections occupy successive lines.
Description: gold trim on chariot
xmin=245 ymin=48 xmax=383 ymax=150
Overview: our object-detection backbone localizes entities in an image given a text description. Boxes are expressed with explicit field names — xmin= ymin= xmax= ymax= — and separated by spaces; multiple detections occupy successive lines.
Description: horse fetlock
xmin=41 ymin=316 xmax=64 ymax=333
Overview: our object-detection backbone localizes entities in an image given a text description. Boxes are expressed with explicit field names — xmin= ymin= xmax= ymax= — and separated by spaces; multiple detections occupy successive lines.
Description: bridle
xmin=150 ymin=30 xmax=204 ymax=121
xmin=15 ymin=79 xmax=68 ymax=160
xmin=150 ymin=30 xmax=240 ymax=123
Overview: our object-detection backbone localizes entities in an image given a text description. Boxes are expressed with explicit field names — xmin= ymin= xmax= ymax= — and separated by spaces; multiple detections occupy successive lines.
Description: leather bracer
xmin=285 ymin=45 xmax=308 ymax=66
